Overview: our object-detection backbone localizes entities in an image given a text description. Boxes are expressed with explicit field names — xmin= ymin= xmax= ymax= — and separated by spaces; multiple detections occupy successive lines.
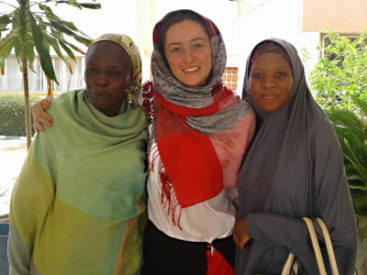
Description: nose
xmin=95 ymin=73 xmax=109 ymax=87
xmin=262 ymin=76 xmax=275 ymax=89
xmin=183 ymin=48 xmax=194 ymax=64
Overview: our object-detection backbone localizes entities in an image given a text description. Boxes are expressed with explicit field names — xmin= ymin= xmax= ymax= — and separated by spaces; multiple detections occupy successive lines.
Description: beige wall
xmin=303 ymin=0 xmax=367 ymax=33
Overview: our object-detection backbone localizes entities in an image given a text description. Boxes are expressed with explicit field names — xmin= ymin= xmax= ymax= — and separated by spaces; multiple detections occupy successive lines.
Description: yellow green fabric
xmin=8 ymin=89 xmax=148 ymax=275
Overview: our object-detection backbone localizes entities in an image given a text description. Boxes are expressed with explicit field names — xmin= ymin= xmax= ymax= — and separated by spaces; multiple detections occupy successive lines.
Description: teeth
xmin=184 ymin=66 xmax=199 ymax=72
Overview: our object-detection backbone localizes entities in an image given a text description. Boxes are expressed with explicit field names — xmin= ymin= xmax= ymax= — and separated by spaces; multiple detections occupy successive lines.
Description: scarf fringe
xmin=159 ymin=167 xmax=183 ymax=230
xmin=148 ymin=143 xmax=183 ymax=230
xmin=148 ymin=144 xmax=160 ymax=173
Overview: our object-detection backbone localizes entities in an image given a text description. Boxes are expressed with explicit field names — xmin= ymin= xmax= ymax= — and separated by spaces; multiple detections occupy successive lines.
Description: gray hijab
xmin=239 ymin=38 xmax=316 ymax=215
xmin=236 ymin=38 xmax=357 ymax=274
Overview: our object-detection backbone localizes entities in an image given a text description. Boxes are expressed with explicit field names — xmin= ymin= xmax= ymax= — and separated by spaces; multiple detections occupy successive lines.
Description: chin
xmin=182 ymin=79 xmax=206 ymax=88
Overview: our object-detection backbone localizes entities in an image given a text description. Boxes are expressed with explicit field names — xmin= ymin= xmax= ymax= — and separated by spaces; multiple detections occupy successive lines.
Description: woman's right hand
xmin=233 ymin=217 xmax=250 ymax=251
xmin=32 ymin=97 xmax=54 ymax=133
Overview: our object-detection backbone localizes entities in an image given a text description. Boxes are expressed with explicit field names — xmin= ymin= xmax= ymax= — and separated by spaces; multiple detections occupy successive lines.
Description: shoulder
xmin=48 ymin=89 xmax=82 ymax=118
xmin=51 ymin=90 xmax=81 ymax=107
xmin=307 ymin=107 xmax=343 ymax=162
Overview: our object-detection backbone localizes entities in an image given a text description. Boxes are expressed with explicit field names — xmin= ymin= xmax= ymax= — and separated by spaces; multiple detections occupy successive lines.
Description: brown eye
xmin=170 ymin=47 xmax=181 ymax=54
xmin=106 ymin=69 xmax=122 ymax=78
xmin=251 ymin=73 xmax=263 ymax=79
xmin=275 ymin=72 xmax=287 ymax=78
xmin=86 ymin=67 xmax=98 ymax=76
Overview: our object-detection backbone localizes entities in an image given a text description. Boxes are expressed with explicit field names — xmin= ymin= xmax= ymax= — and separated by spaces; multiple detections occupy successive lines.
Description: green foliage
xmin=327 ymin=97 xmax=367 ymax=222
xmin=0 ymin=0 xmax=101 ymax=148
xmin=310 ymin=30 xmax=367 ymax=110
xmin=0 ymin=0 xmax=101 ymax=83
xmin=0 ymin=93 xmax=40 ymax=136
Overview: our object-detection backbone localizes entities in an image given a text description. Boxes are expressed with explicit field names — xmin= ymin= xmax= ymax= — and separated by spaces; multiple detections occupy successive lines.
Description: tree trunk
xmin=22 ymin=55 xmax=31 ymax=150
xmin=20 ymin=0 xmax=32 ymax=150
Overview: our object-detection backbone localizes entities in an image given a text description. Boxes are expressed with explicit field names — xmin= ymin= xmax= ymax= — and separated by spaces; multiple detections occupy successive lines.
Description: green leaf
xmin=56 ymin=0 xmax=81 ymax=9
xmin=13 ymin=35 xmax=21 ymax=62
xmin=25 ymin=38 xmax=36 ymax=72
xmin=0 ymin=14 xmax=12 ymax=25
xmin=39 ymin=4 xmax=61 ymax=21
xmin=49 ymin=19 xmax=76 ymax=36
xmin=0 ymin=31 xmax=17 ymax=61
xmin=59 ymin=40 xmax=76 ymax=61
xmin=30 ymin=13 xmax=58 ymax=84
xmin=62 ymin=39 xmax=86 ymax=53
xmin=45 ymin=33 xmax=71 ymax=68
xmin=79 ymin=3 xmax=101 ymax=9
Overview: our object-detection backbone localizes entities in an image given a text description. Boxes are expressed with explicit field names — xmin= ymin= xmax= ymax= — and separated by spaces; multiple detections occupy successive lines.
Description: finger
xmin=38 ymin=115 xmax=52 ymax=126
xmin=233 ymin=235 xmax=243 ymax=249
xmin=42 ymin=97 xmax=54 ymax=109
xmin=32 ymin=104 xmax=53 ymax=124
xmin=33 ymin=121 xmax=44 ymax=133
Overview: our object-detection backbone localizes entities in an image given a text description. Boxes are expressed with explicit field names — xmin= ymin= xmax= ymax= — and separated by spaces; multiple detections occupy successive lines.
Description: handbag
xmin=281 ymin=217 xmax=339 ymax=275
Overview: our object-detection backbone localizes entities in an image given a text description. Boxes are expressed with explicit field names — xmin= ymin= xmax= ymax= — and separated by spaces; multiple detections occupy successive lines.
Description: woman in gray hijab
xmin=233 ymin=38 xmax=357 ymax=275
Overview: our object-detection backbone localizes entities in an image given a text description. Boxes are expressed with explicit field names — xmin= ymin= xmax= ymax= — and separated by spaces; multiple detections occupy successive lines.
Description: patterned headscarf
xmin=90 ymin=33 xmax=142 ymax=97
xmin=151 ymin=9 xmax=227 ymax=108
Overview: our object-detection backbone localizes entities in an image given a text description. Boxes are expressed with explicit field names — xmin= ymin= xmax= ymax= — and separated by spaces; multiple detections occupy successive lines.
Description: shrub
xmin=309 ymin=30 xmax=367 ymax=111
xmin=0 ymin=93 xmax=40 ymax=136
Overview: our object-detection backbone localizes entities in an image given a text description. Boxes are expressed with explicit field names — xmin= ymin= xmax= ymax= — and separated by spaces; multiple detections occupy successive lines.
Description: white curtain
xmin=0 ymin=55 xmax=84 ymax=94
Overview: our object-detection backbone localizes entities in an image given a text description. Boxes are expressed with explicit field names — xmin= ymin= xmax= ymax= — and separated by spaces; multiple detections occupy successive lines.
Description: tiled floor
xmin=0 ymin=136 xmax=27 ymax=216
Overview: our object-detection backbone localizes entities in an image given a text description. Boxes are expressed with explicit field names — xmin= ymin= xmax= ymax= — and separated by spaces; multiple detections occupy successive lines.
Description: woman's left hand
xmin=233 ymin=217 xmax=250 ymax=251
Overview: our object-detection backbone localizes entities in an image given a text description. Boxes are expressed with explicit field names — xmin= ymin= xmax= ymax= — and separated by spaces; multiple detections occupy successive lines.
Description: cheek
xmin=283 ymin=79 xmax=293 ymax=100
xmin=203 ymin=51 xmax=212 ymax=68
xmin=168 ymin=59 xmax=181 ymax=76
xmin=85 ymin=76 xmax=92 ymax=88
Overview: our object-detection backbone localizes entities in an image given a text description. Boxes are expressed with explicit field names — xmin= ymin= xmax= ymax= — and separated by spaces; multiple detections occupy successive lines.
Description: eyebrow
xmin=166 ymin=37 xmax=207 ymax=47
xmin=251 ymin=64 xmax=290 ymax=71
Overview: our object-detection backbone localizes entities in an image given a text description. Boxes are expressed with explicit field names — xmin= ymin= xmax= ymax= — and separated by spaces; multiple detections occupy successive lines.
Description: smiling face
xmin=85 ymin=41 xmax=132 ymax=116
xmin=164 ymin=19 xmax=212 ymax=88
xmin=249 ymin=53 xmax=293 ymax=113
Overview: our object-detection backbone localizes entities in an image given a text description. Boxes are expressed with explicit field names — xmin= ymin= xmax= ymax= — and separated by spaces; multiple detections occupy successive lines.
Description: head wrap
xmin=236 ymin=38 xmax=356 ymax=274
xmin=151 ymin=9 xmax=227 ymax=108
xmin=144 ymin=10 xmax=255 ymax=228
xmin=249 ymin=41 xmax=292 ymax=73
xmin=90 ymin=33 xmax=142 ymax=97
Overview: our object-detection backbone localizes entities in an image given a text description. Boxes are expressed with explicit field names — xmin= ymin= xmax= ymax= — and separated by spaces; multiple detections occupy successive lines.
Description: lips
xmin=261 ymin=94 xmax=279 ymax=100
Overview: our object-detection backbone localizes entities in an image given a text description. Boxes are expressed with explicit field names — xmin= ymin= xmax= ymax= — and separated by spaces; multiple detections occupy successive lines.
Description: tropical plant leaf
xmin=45 ymin=33 xmax=71 ymax=68
xmin=56 ymin=0 xmax=81 ymax=9
xmin=350 ymin=185 xmax=367 ymax=191
xmin=13 ymin=35 xmax=21 ymax=62
xmin=49 ymin=19 xmax=76 ymax=35
xmin=0 ymin=60 xmax=5 ymax=75
xmin=58 ymin=40 xmax=76 ymax=61
xmin=26 ymin=38 xmax=36 ymax=72
xmin=0 ymin=14 xmax=12 ymax=25
xmin=30 ymin=13 xmax=58 ymax=83
xmin=62 ymin=39 xmax=86 ymax=54
xmin=47 ymin=19 xmax=91 ymax=46
xmin=353 ymin=96 xmax=367 ymax=118
xmin=39 ymin=4 xmax=61 ymax=21
xmin=0 ymin=31 xmax=17 ymax=61
xmin=79 ymin=3 xmax=101 ymax=9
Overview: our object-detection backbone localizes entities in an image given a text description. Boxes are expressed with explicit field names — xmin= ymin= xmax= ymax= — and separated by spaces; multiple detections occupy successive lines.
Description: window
xmin=222 ymin=67 xmax=238 ymax=92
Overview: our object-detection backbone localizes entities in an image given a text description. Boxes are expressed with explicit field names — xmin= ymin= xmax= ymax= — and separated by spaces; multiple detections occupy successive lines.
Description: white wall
xmin=0 ymin=0 xmax=322 ymax=94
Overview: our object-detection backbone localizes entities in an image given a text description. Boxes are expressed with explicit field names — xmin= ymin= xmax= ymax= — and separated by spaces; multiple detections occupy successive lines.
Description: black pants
xmin=141 ymin=220 xmax=235 ymax=275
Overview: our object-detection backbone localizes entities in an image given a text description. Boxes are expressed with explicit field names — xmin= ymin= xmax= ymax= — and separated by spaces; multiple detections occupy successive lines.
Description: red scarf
xmin=152 ymin=83 xmax=252 ymax=212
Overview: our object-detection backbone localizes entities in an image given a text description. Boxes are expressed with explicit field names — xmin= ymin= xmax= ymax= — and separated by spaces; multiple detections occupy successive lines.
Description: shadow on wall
xmin=0 ymin=215 xmax=9 ymax=275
